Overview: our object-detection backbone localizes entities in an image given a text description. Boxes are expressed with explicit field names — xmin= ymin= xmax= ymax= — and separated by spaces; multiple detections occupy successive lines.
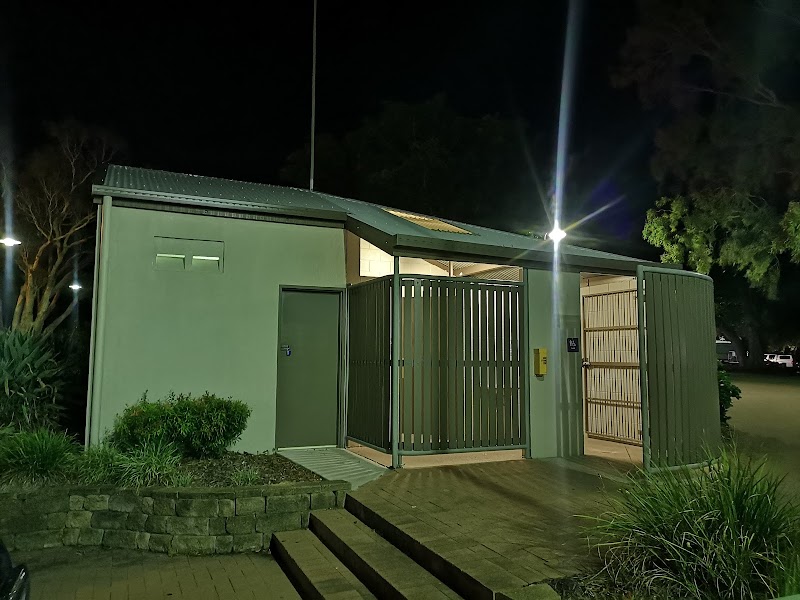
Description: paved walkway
xmin=349 ymin=456 xmax=631 ymax=589
xmin=279 ymin=447 xmax=386 ymax=489
xmin=17 ymin=547 xmax=299 ymax=600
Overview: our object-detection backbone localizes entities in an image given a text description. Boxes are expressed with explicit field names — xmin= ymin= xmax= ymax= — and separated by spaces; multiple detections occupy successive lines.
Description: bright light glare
xmin=69 ymin=283 xmax=82 ymax=291
xmin=1 ymin=237 xmax=21 ymax=247
xmin=547 ymin=225 xmax=567 ymax=243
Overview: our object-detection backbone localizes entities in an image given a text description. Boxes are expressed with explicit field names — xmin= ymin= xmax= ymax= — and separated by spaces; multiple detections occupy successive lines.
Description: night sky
xmin=7 ymin=1 xmax=659 ymax=256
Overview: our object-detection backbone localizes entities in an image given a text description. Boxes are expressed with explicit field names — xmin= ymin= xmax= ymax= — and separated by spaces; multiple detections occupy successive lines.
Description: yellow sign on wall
xmin=533 ymin=347 xmax=548 ymax=376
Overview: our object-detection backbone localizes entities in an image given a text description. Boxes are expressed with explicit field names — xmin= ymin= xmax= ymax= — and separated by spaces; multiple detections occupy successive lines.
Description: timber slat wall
xmin=347 ymin=278 xmax=391 ymax=451
xmin=582 ymin=290 xmax=642 ymax=445
xmin=398 ymin=277 xmax=525 ymax=452
xmin=641 ymin=271 xmax=720 ymax=467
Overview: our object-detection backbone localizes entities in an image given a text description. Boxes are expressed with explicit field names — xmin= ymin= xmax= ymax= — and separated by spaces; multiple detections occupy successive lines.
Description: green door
xmin=276 ymin=290 xmax=341 ymax=448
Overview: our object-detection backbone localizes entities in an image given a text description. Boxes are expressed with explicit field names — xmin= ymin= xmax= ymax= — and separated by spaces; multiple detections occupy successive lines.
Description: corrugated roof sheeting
xmin=96 ymin=165 xmax=661 ymax=274
xmin=102 ymin=165 xmax=342 ymax=213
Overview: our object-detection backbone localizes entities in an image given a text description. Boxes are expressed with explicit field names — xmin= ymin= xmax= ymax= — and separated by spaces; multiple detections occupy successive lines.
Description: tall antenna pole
xmin=309 ymin=0 xmax=318 ymax=190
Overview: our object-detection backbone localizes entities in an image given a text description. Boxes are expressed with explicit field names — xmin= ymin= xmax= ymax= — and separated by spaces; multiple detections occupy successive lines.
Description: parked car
xmin=764 ymin=353 xmax=777 ymax=363
xmin=774 ymin=355 xmax=795 ymax=369
xmin=0 ymin=541 xmax=28 ymax=600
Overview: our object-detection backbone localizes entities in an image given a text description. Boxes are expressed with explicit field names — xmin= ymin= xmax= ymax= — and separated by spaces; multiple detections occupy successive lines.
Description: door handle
xmin=281 ymin=344 xmax=292 ymax=357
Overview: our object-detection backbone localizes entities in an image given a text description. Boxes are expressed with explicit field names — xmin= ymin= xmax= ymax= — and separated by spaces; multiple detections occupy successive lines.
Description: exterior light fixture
xmin=69 ymin=283 xmax=82 ymax=291
xmin=547 ymin=225 xmax=566 ymax=243
xmin=1 ymin=237 xmax=22 ymax=247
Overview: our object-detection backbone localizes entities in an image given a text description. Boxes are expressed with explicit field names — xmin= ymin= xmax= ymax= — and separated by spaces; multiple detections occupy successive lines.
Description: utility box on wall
xmin=533 ymin=347 xmax=548 ymax=376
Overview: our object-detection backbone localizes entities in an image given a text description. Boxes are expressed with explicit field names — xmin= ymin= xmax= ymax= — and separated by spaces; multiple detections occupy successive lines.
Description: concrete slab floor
xmin=348 ymin=438 xmax=642 ymax=470
xmin=583 ymin=435 xmax=642 ymax=466
xmin=347 ymin=442 xmax=524 ymax=469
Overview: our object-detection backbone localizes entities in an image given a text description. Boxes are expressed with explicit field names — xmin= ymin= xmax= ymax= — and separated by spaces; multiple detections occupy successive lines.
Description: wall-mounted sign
xmin=567 ymin=338 xmax=579 ymax=353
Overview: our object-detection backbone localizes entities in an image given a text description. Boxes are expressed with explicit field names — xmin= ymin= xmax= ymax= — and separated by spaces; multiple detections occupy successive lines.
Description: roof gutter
xmin=389 ymin=233 xmax=668 ymax=275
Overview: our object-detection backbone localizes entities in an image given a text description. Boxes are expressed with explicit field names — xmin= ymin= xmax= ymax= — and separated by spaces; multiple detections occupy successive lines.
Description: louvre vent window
xmin=192 ymin=255 xmax=221 ymax=272
xmin=155 ymin=253 xmax=186 ymax=270
xmin=154 ymin=237 xmax=224 ymax=273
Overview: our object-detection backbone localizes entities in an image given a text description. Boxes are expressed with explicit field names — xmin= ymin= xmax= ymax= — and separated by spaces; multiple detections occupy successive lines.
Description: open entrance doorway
xmin=580 ymin=274 xmax=643 ymax=467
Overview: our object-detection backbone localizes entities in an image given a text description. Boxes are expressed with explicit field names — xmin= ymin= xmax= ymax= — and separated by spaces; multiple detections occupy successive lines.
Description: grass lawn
xmin=729 ymin=372 xmax=800 ymax=495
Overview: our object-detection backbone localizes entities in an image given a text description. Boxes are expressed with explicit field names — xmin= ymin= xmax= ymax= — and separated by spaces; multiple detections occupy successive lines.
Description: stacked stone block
xmin=0 ymin=481 xmax=349 ymax=555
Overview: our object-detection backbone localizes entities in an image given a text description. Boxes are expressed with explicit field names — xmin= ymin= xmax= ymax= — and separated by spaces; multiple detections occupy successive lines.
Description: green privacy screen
xmin=637 ymin=267 xmax=721 ymax=470
xmin=346 ymin=275 xmax=526 ymax=455
xmin=397 ymin=277 xmax=525 ymax=453
xmin=347 ymin=277 xmax=392 ymax=452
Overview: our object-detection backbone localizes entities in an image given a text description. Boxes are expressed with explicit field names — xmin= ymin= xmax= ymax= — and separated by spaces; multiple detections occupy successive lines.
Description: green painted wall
xmin=526 ymin=269 xmax=583 ymax=458
xmin=88 ymin=203 xmax=346 ymax=452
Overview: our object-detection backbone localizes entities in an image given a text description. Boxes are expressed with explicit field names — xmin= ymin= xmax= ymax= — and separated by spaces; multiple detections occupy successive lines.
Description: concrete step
xmin=345 ymin=495 xmax=559 ymax=600
xmin=271 ymin=529 xmax=377 ymax=600
xmin=310 ymin=510 xmax=462 ymax=600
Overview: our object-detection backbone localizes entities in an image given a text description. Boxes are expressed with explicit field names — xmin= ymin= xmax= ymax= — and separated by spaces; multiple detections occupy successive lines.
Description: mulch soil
xmin=181 ymin=451 xmax=321 ymax=487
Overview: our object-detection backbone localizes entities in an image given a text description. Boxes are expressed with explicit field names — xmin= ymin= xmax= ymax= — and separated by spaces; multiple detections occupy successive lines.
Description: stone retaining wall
xmin=0 ymin=480 xmax=349 ymax=555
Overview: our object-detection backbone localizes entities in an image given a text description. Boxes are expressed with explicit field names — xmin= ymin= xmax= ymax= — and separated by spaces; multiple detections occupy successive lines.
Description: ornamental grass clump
xmin=77 ymin=444 xmax=123 ymax=485
xmin=0 ymin=429 xmax=79 ymax=487
xmin=589 ymin=448 xmax=800 ymax=599
xmin=115 ymin=439 xmax=182 ymax=487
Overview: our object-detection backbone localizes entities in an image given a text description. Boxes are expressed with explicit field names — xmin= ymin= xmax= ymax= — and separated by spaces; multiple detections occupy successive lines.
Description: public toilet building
xmin=85 ymin=165 xmax=720 ymax=470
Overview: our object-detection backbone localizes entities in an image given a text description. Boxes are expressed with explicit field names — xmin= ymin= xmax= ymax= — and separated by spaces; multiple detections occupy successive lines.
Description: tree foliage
xmin=616 ymin=0 xmax=800 ymax=362
xmin=2 ymin=121 xmax=118 ymax=338
xmin=281 ymin=96 xmax=534 ymax=228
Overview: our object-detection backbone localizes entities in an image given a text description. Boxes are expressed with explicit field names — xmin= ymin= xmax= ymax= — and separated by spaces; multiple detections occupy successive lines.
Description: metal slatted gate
xmin=637 ymin=267 xmax=721 ymax=470
xmin=582 ymin=289 xmax=642 ymax=446
xmin=398 ymin=277 xmax=525 ymax=453
xmin=346 ymin=278 xmax=392 ymax=453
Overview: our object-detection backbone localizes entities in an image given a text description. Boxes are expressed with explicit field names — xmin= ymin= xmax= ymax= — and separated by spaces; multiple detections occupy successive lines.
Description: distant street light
xmin=1 ymin=237 xmax=21 ymax=247
xmin=547 ymin=224 xmax=567 ymax=243
xmin=69 ymin=283 xmax=82 ymax=291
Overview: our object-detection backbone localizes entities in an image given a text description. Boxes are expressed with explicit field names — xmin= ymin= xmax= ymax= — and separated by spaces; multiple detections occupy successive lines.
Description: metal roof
xmin=94 ymin=165 xmax=663 ymax=275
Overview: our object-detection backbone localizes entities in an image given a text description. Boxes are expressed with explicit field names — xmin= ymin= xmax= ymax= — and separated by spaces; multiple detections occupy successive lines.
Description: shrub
xmin=116 ymin=440 xmax=181 ymax=487
xmin=590 ymin=448 xmax=800 ymax=599
xmin=0 ymin=330 xmax=65 ymax=430
xmin=109 ymin=391 xmax=251 ymax=458
xmin=230 ymin=466 xmax=260 ymax=486
xmin=0 ymin=429 xmax=79 ymax=486
xmin=77 ymin=444 xmax=123 ymax=485
xmin=718 ymin=365 xmax=741 ymax=426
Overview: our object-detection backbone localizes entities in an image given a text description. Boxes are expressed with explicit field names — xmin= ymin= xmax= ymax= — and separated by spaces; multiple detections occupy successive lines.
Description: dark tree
xmin=281 ymin=96 xmax=538 ymax=230
xmin=1 ymin=121 xmax=119 ymax=338
xmin=615 ymin=0 xmax=800 ymax=365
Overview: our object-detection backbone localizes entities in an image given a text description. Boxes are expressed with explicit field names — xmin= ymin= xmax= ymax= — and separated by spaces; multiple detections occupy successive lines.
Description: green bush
xmin=0 ymin=330 xmax=65 ymax=430
xmin=116 ymin=440 xmax=181 ymax=487
xmin=77 ymin=444 xmax=123 ymax=485
xmin=109 ymin=391 xmax=251 ymax=458
xmin=590 ymin=448 xmax=800 ymax=599
xmin=718 ymin=365 xmax=741 ymax=426
xmin=0 ymin=429 xmax=79 ymax=486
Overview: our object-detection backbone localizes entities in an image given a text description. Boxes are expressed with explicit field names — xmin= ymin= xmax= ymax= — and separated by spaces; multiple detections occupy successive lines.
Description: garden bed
xmin=549 ymin=574 xmax=677 ymax=600
xmin=181 ymin=452 xmax=320 ymax=487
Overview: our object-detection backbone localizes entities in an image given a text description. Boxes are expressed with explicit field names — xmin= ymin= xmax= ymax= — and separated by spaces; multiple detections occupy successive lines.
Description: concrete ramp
xmin=279 ymin=447 xmax=386 ymax=490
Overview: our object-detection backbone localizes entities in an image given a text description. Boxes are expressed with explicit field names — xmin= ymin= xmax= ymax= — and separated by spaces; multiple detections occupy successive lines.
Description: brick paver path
xmin=15 ymin=547 xmax=300 ymax=600
xmin=350 ymin=457 xmax=631 ymax=586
